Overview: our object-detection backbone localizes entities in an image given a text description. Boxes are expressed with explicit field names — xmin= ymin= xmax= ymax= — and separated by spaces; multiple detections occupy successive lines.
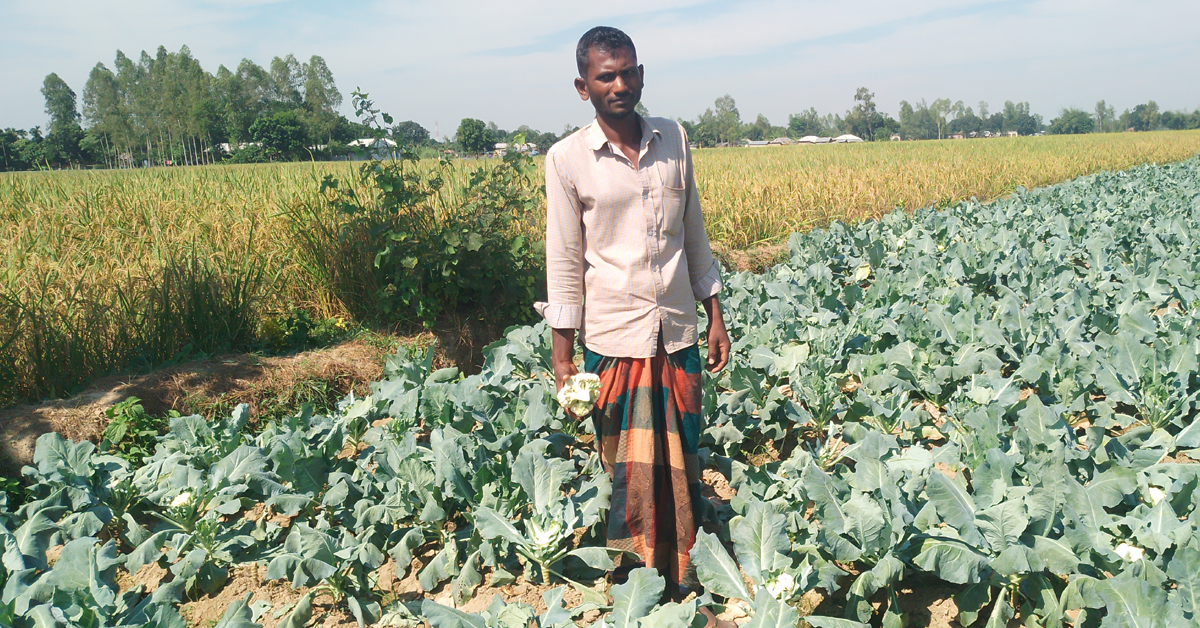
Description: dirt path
xmin=0 ymin=339 xmax=400 ymax=473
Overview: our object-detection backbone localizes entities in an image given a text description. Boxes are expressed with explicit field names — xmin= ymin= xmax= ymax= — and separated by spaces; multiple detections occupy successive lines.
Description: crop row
xmin=2 ymin=154 xmax=1200 ymax=627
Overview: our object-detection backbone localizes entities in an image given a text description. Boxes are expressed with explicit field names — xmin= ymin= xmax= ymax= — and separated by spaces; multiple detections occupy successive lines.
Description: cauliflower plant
xmin=170 ymin=491 xmax=193 ymax=508
xmin=557 ymin=373 xmax=602 ymax=417
xmin=1115 ymin=542 xmax=1145 ymax=562
xmin=765 ymin=572 xmax=797 ymax=600
xmin=527 ymin=515 xmax=567 ymax=555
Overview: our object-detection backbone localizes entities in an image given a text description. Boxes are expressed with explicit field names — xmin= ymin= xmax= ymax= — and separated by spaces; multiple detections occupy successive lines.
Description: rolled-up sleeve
xmin=535 ymin=148 xmax=585 ymax=329
xmin=679 ymin=132 xmax=723 ymax=301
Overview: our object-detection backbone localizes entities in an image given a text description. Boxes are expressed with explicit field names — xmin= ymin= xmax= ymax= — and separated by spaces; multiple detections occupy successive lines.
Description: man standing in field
xmin=534 ymin=25 xmax=732 ymax=618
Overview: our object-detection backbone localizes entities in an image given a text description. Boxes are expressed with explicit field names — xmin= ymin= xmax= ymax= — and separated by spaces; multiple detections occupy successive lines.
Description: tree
xmin=249 ymin=110 xmax=308 ymax=160
xmin=898 ymin=100 xmax=937 ymax=140
xmin=82 ymin=63 xmax=130 ymax=167
xmin=928 ymin=98 xmax=952 ymax=139
xmin=1122 ymin=101 xmax=1160 ymax=131
xmin=456 ymin=118 xmax=493 ymax=154
xmin=712 ymin=94 xmax=742 ymax=145
xmin=845 ymin=87 xmax=879 ymax=140
xmin=788 ymin=108 xmax=825 ymax=137
xmin=269 ymin=54 xmax=304 ymax=107
xmin=948 ymin=106 xmax=983 ymax=136
xmin=1094 ymin=100 xmax=1116 ymax=133
xmin=300 ymin=55 xmax=342 ymax=144
xmin=393 ymin=120 xmax=430 ymax=147
xmin=1048 ymin=108 xmax=1093 ymax=134
xmin=745 ymin=114 xmax=771 ymax=141
xmin=41 ymin=73 xmax=84 ymax=166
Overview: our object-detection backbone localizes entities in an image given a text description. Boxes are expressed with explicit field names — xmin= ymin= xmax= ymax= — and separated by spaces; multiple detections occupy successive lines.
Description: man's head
xmin=575 ymin=26 xmax=636 ymax=78
xmin=574 ymin=26 xmax=643 ymax=120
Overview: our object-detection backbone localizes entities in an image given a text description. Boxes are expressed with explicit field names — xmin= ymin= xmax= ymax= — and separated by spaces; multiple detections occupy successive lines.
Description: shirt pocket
xmin=657 ymin=156 xmax=687 ymax=233
xmin=661 ymin=186 xmax=687 ymax=236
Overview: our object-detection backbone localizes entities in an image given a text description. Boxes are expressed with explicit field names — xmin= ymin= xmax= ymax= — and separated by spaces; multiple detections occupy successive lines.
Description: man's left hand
xmin=702 ymin=296 xmax=731 ymax=372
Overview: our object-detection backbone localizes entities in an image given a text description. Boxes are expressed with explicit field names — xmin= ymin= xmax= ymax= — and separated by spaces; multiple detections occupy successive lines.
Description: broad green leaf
xmin=803 ymin=616 xmax=870 ymax=628
xmin=276 ymin=590 xmax=315 ymax=628
xmin=911 ymin=536 xmax=990 ymax=584
xmin=976 ymin=498 xmax=1028 ymax=553
xmin=925 ymin=470 xmax=979 ymax=543
xmin=472 ymin=506 xmax=525 ymax=546
xmin=1086 ymin=464 xmax=1137 ymax=508
xmin=1167 ymin=543 xmax=1200 ymax=615
xmin=731 ymin=500 xmax=789 ymax=583
xmin=1030 ymin=535 xmax=1081 ymax=575
xmin=984 ymin=593 xmax=1014 ymax=628
xmin=418 ymin=539 xmax=461 ymax=592
xmin=745 ymin=589 xmax=800 ymax=628
xmin=610 ymin=568 xmax=664 ymax=628
xmin=212 ymin=592 xmax=260 ymax=628
xmin=689 ymin=530 xmax=751 ymax=602
xmin=638 ymin=600 xmax=696 ymax=628
xmin=955 ymin=582 xmax=993 ymax=626
xmin=565 ymin=547 xmax=617 ymax=571
xmin=1098 ymin=574 xmax=1169 ymax=627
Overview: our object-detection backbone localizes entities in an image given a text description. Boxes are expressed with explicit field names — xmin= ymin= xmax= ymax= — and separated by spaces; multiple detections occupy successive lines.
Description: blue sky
xmin=2 ymin=0 xmax=1197 ymax=137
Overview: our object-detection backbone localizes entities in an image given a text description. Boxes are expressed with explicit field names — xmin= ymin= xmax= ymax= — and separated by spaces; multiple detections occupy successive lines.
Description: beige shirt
xmin=534 ymin=115 xmax=722 ymax=358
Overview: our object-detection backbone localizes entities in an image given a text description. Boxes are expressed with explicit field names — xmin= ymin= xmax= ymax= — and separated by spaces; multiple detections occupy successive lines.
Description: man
xmin=534 ymin=25 xmax=732 ymax=609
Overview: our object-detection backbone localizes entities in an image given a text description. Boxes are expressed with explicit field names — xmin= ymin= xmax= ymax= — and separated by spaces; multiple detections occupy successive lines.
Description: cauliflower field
xmin=4 ymin=156 xmax=1200 ymax=627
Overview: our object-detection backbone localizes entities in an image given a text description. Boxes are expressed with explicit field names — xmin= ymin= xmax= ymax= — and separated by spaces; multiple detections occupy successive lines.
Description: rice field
xmin=2 ymin=129 xmax=1199 ymax=404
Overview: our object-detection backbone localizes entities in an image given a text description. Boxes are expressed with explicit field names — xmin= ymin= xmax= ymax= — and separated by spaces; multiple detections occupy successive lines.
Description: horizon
xmin=2 ymin=1 xmax=1198 ymax=136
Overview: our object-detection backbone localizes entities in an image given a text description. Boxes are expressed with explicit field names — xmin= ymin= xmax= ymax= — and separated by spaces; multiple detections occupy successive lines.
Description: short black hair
xmin=576 ymin=26 xmax=636 ymax=78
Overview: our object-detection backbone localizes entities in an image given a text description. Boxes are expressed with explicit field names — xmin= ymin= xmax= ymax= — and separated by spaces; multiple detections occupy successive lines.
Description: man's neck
xmin=595 ymin=112 xmax=642 ymax=154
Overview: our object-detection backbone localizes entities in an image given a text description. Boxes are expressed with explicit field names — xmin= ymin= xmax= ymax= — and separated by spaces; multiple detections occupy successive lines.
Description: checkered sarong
xmin=583 ymin=342 xmax=704 ymax=589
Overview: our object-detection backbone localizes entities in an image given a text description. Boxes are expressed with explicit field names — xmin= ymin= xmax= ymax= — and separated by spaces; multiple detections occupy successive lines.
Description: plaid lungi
xmin=583 ymin=342 xmax=705 ymax=589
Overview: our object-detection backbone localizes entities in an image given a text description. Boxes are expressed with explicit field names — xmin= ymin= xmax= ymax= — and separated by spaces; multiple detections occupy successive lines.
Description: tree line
xmin=675 ymin=89 xmax=1200 ymax=147
xmin=5 ymin=54 xmax=1199 ymax=172
xmin=0 ymin=44 xmax=573 ymax=171
xmin=1 ymin=46 xmax=374 ymax=170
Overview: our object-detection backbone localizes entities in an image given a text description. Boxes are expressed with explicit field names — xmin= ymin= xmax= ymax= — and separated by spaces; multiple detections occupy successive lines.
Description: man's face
xmin=574 ymin=45 xmax=643 ymax=119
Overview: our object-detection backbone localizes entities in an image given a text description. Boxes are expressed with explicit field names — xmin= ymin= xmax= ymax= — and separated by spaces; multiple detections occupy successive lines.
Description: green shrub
xmin=283 ymin=92 xmax=544 ymax=332
xmin=99 ymin=396 xmax=174 ymax=465
xmin=259 ymin=309 xmax=354 ymax=352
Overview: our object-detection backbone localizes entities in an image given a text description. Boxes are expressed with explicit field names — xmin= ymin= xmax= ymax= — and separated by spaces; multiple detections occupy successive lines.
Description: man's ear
xmin=574 ymin=76 xmax=589 ymax=101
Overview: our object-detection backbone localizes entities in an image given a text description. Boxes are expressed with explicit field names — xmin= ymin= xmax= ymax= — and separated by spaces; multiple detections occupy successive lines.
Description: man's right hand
xmin=551 ymin=327 xmax=578 ymax=393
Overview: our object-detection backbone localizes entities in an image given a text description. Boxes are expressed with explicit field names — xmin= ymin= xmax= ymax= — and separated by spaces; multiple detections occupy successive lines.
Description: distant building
xmin=337 ymin=138 xmax=399 ymax=160
xmin=834 ymin=134 xmax=864 ymax=143
xmin=744 ymin=140 xmax=771 ymax=148
xmin=1007 ymin=131 xmax=1019 ymax=138
xmin=951 ymin=134 xmax=965 ymax=140
xmin=890 ymin=134 xmax=901 ymax=141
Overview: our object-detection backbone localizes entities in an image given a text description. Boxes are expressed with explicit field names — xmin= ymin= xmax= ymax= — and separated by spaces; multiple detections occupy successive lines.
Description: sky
xmin=2 ymin=0 xmax=1198 ymax=138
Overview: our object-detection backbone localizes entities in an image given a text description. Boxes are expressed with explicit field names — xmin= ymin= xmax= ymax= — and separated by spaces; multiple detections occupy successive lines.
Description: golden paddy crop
xmin=2 ymin=129 xmax=1199 ymax=403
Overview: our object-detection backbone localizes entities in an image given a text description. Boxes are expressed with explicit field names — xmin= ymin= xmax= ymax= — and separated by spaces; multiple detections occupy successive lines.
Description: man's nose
xmin=613 ymin=75 xmax=627 ymax=93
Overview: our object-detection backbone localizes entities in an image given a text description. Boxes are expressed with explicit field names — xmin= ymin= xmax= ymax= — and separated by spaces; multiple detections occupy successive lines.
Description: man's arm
xmin=676 ymin=124 xmax=730 ymax=372
xmin=551 ymin=327 xmax=578 ymax=391
xmin=702 ymin=295 xmax=730 ymax=372
xmin=540 ymin=148 xmax=584 ymax=391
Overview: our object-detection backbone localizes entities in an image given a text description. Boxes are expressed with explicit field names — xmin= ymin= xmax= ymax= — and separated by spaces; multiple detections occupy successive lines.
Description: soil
xmin=0 ymin=338 xmax=408 ymax=474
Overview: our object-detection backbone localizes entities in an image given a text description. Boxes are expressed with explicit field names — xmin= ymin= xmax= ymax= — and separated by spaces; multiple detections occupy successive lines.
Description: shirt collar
xmin=585 ymin=115 xmax=661 ymax=152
